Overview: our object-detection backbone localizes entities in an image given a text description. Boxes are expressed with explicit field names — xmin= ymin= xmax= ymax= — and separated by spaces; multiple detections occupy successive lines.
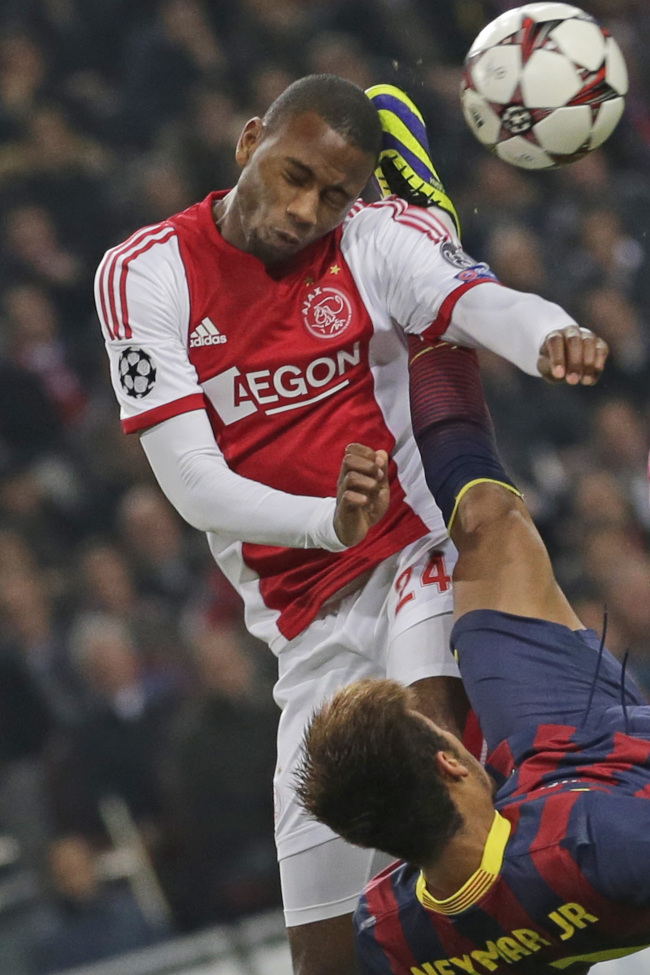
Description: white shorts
xmin=272 ymin=533 xmax=459 ymax=925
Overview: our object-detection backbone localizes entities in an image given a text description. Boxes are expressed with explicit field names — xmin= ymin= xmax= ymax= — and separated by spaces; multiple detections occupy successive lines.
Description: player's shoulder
xmin=95 ymin=221 xmax=182 ymax=323
xmin=343 ymin=195 xmax=455 ymax=243
xmin=98 ymin=219 xmax=176 ymax=268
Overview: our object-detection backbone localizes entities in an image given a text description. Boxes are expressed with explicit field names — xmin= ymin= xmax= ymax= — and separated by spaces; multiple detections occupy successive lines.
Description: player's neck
xmin=421 ymin=801 xmax=494 ymax=901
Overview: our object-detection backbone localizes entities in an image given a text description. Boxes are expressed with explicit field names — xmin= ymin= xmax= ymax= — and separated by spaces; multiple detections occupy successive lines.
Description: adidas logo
xmin=190 ymin=317 xmax=227 ymax=348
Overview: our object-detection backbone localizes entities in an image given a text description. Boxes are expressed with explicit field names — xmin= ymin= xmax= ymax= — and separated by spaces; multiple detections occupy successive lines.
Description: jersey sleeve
xmin=345 ymin=200 xmax=500 ymax=340
xmin=94 ymin=226 xmax=206 ymax=433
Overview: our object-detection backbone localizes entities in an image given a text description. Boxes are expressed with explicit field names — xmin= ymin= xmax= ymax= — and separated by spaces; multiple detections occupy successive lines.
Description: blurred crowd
xmin=0 ymin=0 xmax=648 ymax=971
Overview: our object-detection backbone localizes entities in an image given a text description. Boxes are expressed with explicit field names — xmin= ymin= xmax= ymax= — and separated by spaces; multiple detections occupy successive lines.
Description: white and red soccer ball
xmin=460 ymin=2 xmax=628 ymax=170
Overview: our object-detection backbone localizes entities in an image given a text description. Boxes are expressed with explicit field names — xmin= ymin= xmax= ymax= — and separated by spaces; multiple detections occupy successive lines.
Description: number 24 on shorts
xmin=394 ymin=551 xmax=451 ymax=615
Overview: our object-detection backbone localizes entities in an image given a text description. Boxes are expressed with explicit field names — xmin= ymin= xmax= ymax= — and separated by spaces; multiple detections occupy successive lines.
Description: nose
xmin=286 ymin=188 xmax=319 ymax=227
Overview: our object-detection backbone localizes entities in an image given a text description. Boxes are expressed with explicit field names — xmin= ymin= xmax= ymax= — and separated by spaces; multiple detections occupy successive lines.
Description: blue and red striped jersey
xmin=355 ymin=706 xmax=650 ymax=974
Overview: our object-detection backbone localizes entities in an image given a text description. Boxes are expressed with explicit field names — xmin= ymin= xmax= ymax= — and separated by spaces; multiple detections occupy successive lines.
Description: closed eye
xmin=323 ymin=190 xmax=349 ymax=208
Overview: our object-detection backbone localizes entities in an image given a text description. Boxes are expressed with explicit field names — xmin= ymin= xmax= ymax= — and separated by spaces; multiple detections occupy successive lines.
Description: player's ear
xmin=236 ymin=117 xmax=264 ymax=168
xmin=435 ymin=750 xmax=470 ymax=782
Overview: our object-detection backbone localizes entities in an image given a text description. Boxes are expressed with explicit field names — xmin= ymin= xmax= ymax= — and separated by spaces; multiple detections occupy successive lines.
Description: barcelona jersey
xmin=355 ymin=610 xmax=650 ymax=974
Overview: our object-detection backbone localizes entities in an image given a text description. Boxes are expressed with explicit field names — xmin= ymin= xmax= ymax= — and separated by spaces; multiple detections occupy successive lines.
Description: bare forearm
xmin=450 ymin=483 xmax=581 ymax=627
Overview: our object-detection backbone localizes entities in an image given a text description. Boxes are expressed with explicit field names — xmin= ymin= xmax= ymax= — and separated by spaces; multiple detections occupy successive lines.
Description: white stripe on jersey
xmin=96 ymin=223 xmax=175 ymax=340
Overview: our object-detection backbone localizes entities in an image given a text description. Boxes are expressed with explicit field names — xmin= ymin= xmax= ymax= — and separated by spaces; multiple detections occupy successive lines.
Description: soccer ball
xmin=460 ymin=3 xmax=628 ymax=170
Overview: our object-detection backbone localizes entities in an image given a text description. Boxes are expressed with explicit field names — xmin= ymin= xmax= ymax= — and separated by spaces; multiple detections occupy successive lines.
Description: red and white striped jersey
xmin=95 ymin=192 xmax=499 ymax=646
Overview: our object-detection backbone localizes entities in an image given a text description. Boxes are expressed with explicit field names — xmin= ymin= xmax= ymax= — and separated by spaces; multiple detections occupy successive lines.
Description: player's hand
xmin=334 ymin=444 xmax=390 ymax=547
xmin=537 ymin=325 xmax=609 ymax=385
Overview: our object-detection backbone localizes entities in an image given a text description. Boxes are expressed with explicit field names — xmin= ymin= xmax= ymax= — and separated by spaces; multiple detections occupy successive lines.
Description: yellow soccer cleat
xmin=366 ymin=83 xmax=460 ymax=236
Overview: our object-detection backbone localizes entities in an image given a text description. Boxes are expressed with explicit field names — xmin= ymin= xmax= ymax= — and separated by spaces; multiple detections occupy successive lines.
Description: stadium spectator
xmin=29 ymin=836 xmax=170 ymax=974
xmin=3 ymin=282 xmax=88 ymax=426
xmin=48 ymin=613 xmax=180 ymax=839
xmin=116 ymin=485 xmax=199 ymax=609
xmin=162 ymin=623 xmax=280 ymax=928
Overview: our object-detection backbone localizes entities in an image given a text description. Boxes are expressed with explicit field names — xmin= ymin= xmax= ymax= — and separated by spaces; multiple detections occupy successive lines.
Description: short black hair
xmin=296 ymin=679 xmax=464 ymax=867
xmin=263 ymin=74 xmax=382 ymax=162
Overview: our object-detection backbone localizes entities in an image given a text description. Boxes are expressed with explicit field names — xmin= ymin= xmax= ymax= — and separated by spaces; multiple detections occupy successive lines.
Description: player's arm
xmin=409 ymin=338 xmax=581 ymax=627
xmin=349 ymin=205 xmax=608 ymax=384
xmin=443 ymin=282 xmax=608 ymax=385
xmin=141 ymin=417 xmax=388 ymax=549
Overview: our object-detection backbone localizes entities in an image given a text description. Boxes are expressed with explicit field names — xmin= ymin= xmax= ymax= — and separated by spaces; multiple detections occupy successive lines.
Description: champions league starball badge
xmin=118 ymin=347 xmax=157 ymax=398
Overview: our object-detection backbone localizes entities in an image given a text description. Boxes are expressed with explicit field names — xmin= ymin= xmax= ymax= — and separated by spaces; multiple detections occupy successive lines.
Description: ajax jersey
xmin=95 ymin=192 xmax=497 ymax=646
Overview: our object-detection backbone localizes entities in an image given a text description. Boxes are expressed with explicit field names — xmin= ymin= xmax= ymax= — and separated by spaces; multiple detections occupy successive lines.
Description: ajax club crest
xmin=302 ymin=286 xmax=352 ymax=340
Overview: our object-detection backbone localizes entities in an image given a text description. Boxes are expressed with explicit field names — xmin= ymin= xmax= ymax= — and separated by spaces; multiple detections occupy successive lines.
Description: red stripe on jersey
xmin=424 ymin=279 xmax=498 ymax=340
xmin=530 ymin=792 xmax=589 ymax=879
xmin=347 ymin=198 xmax=366 ymax=219
xmin=480 ymin=874 xmax=546 ymax=942
xmin=394 ymin=215 xmax=446 ymax=244
xmin=344 ymin=195 xmax=452 ymax=252
xmin=512 ymin=724 xmax=577 ymax=797
xmin=99 ymin=226 xmax=155 ymax=339
xmin=118 ymin=230 xmax=176 ymax=338
xmin=423 ymin=913 xmax=478 ymax=965
xmin=95 ymin=253 xmax=115 ymax=340
xmin=488 ymin=738 xmax=515 ymax=780
xmin=98 ymin=225 xmax=156 ymax=338
xmin=394 ymin=211 xmax=449 ymax=243
xmin=364 ymin=872 xmax=418 ymax=974
xmin=582 ymin=731 xmax=650 ymax=788
xmin=529 ymin=792 xmax=615 ymax=919
xmin=381 ymin=197 xmax=451 ymax=243
xmin=462 ymin=709 xmax=483 ymax=760
xmin=121 ymin=393 xmax=206 ymax=433
xmin=100 ymin=223 xmax=167 ymax=339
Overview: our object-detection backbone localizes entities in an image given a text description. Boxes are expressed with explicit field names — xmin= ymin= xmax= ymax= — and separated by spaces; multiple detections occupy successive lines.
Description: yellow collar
xmin=416 ymin=811 xmax=511 ymax=915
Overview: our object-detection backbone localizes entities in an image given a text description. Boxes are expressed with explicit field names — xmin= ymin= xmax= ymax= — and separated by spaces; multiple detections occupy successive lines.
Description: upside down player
xmin=298 ymin=339 xmax=650 ymax=974
xmin=95 ymin=73 xmax=608 ymax=975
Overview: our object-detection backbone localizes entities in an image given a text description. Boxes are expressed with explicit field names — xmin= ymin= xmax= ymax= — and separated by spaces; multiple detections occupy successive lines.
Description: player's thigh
xmin=274 ymin=589 xmax=389 ymax=875
xmin=280 ymin=835 xmax=384 ymax=927
xmin=287 ymin=914 xmax=358 ymax=975
xmin=386 ymin=535 xmax=460 ymax=685
xmin=281 ymin=837 xmax=390 ymax=975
